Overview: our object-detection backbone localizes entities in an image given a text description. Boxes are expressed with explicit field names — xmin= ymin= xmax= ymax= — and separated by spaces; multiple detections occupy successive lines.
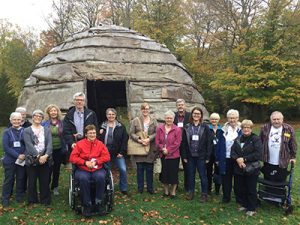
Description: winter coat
xmin=69 ymin=138 xmax=110 ymax=172
xmin=155 ymin=124 xmax=181 ymax=159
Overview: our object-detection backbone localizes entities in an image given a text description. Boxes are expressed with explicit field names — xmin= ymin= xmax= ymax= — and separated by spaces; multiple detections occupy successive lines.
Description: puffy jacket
xmin=69 ymin=138 xmax=110 ymax=172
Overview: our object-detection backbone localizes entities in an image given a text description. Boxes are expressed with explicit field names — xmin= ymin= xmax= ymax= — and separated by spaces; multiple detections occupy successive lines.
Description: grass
xmin=0 ymin=127 xmax=299 ymax=224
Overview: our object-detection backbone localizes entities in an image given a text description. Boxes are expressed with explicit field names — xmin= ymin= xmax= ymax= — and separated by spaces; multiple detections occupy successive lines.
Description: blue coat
xmin=2 ymin=127 xmax=25 ymax=166
xmin=209 ymin=124 xmax=226 ymax=174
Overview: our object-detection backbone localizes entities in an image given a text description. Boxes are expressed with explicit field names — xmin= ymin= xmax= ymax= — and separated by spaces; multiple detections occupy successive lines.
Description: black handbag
xmin=27 ymin=155 xmax=40 ymax=166
xmin=244 ymin=161 xmax=261 ymax=175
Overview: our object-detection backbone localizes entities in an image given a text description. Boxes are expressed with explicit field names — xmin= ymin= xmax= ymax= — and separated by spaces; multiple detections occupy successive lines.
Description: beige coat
xmin=130 ymin=115 xmax=158 ymax=163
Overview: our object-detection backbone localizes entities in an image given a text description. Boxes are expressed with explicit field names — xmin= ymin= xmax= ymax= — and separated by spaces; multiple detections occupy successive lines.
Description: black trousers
xmin=27 ymin=164 xmax=51 ymax=205
xmin=222 ymin=158 xmax=240 ymax=203
xmin=50 ymin=149 xmax=65 ymax=189
xmin=234 ymin=174 xmax=258 ymax=211
xmin=182 ymin=158 xmax=189 ymax=192
xmin=206 ymin=154 xmax=220 ymax=193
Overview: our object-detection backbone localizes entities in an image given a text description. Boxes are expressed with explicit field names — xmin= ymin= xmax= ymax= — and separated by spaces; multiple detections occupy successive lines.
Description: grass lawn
xmin=0 ymin=127 xmax=299 ymax=224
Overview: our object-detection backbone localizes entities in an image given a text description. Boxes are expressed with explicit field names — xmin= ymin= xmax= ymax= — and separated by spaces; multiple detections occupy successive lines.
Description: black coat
xmin=231 ymin=133 xmax=262 ymax=175
xmin=62 ymin=106 xmax=99 ymax=146
xmin=99 ymin=121 xmax=129 ymax=157
xmin=174 ymin=111 xmax=191 ymax=127
xmin=181 ymin=123 xmax=212 ymax=161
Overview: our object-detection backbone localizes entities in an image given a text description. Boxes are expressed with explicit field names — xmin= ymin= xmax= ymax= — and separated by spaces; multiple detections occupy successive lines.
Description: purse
xmin=244 ymin=161 xmax=261 ymax=175
xmin=127 ymin=118 xmax=150 ymax=156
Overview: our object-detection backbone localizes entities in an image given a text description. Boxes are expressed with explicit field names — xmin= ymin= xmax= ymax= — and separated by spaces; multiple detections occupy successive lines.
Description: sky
xmin=0 ymin=0 xmax=53 ymax=34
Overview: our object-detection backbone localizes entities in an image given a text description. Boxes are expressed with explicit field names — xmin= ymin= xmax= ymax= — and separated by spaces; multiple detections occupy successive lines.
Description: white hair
xmin=210 ymin=113 xmax=220 ymax=120
xmin=270 ymin=111 xmax=284 ymax=120
xmin=176 ymin=99 xmax=186 ymax=105
xmin=164 ymin=110 xmax=175 ymax=118
xmin=32 ymin=109 xmax=44 ymax=118
xmin=73 ymin=92 xmax=86 ymax=100
xmin=15 ymin=107 xmax=26 ymax=113
xmin=10 ymin=112 xmax=22 ymax=121
xmin=227 ymin=109 xmax=239 ymax=118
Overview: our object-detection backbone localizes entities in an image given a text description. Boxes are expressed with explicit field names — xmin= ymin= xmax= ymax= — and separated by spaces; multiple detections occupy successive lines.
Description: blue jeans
xmin=75 ymin=169 xmax=106 ymax=206
xmin=136 ymin=162 xmax=154 ymax=192
xmin=108 ymin=156 xmax=128 ymax=192
xmin=187 ymin=157 xmax=208 ymax=194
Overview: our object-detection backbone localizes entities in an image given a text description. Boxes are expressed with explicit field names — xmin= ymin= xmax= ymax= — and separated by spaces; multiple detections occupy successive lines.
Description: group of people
xmin=1 ymin=93 xmax=297 ymax=218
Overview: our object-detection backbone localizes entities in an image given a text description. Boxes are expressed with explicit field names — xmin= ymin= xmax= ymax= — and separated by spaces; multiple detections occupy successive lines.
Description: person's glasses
xmin=33 ymin=115 xmax=43 ymax=118
xmin=193 ymin=113 xmax=201 ymax=115
xmin=75 ymin=99 xmax=84 ymax=102
xmin=142 ymin=108 xmax=150 ymax=110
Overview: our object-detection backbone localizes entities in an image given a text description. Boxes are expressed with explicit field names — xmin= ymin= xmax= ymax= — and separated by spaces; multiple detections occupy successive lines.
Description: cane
xmin=285 ymin=161 xmax=294 ymax=215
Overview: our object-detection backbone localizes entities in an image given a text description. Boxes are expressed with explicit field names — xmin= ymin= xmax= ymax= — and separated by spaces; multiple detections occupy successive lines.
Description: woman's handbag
xmin=127 ymin=118 xmax=150 ymax=156
xmin=244 ymin=161 xmax=261 ymax=175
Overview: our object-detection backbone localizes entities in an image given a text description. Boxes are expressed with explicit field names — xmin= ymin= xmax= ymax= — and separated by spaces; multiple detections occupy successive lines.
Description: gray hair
xmin=176 ymin=99 xmax=186 ymax=105
xmin=10 ymin=112 xmax=22 ymax=121
xmin=73 ymin=92 xmax=86 ymax=100
xmin=241 ymin=119 xmax=253 ymax=128
xmin=270 ymin=111 xmax=284 ymax=120
xmin=227 ymin=109 xmax=239 ymax=118
xmin=210 ymin=113 xmax=220 ymax=120
xmin=32 ymin=109 xmax=44 ymax=118
xmin=15 ymin=107 xmax=26 ymax=113
xmin=164 ymin=110 xmax=175 ymax=118
xmin=106 ymin=108 xmax=117 ymax=116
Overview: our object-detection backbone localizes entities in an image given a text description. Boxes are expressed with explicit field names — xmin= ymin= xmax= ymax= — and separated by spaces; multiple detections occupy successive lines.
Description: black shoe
xmin=147 ymin=190 xmax=155 ymax=195
xmin=2 ymin=201 xmax=9 ymax=207
xmin=138 ymin=190 xmax=143 ymax=194
xmin=121 ymin=191 xmax=128 ymax=195
xmin=186 ymin=192 xmax=194 ymax=200
xmin=82 ymin=206 xmax=92 ymax=217
xmin=162 ymin=193 xmax=169 ymax=197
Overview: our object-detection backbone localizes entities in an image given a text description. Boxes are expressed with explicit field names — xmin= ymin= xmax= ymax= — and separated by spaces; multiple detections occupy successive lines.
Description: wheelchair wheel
xmin=69 ymin=173 xmax=75 ymax=209
xmin=104 ymin=170 xmax=114 ymax=213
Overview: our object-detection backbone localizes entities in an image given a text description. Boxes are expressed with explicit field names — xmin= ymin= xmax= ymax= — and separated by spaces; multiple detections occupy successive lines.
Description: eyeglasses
xmin=142 ymin=108 xmax=150 ymax=110
xmin=75 ymin=99 xmax=84 ymax=102
xmin=193 ymin=113 xmax=201 ymax=115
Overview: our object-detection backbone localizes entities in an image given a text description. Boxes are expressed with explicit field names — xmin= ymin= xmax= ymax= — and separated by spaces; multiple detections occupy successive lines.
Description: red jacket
xmin=155 ymin=124 xmax=181 ymax=159
xmin=69 ymin=138 xmax=110 ymax=172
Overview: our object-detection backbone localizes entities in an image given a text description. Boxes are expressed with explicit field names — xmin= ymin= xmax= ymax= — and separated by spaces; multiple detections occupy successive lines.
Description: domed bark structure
xmin=19 ymin=24 xmax=207 ymax=122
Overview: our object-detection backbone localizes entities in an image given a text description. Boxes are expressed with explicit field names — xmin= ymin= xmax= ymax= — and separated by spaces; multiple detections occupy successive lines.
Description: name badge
xmin=13 ymin=141 xmax=21 ymax=147
xmin=241 ymin=143 xmax=245 ymax=148
xmin=177 ymin=122 xmax=183 ymax=128
xmin=192 ymin=135 xmax=199 ymax=141
xmin=213 ymin=140 xmax=217 ymax=145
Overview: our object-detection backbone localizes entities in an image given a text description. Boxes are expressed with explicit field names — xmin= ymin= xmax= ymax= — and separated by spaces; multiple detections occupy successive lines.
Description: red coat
xmin=155 ymin=124 xmax=182 ymax=159
xmin=69 ymin=138 xmax=110 ymax=172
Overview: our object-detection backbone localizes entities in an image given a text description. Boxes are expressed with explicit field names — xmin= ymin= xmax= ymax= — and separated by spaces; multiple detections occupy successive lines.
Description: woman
xmin=69 ymin=125 xmax=110 ymax=216
xmin=231 ymin=120 xmax=262 ymax=216
xmin=23 ymin=110 xmax=53 ymax=205
xmin=2 ymin=112 xmax=26 ymax=207
xmin=222 ymin=109 xmax=242 ymax=203
xmin=99 ymin=108 xmax=129 ymax=195
xmin=181 ymin=107 xmax=211 ymax=202
xmin=155 ymin=110 xmax=181 ymax=198
xmin=207 ymin=113 xmax=225 ymax=195
xmin=130 ymin=102 xmax=158 ymax=194
xmin=42 ymin=104 xmax=66 ymax=195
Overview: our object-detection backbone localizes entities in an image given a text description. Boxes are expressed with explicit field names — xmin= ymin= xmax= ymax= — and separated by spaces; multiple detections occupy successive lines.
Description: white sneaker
xmin=53 ymin=187 xmax=59 ymax=196
xmin=246 ymin=211 xmax=256 ymax=216
xmin=238 ymin=207 xmax=247 ymax=212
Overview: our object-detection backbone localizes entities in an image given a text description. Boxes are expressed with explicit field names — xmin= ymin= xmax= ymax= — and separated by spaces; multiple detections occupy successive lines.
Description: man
xmin=63 ymin=92 xmax=99 ymax=152
xmin=8 ymin=107 xmax=32 ymax=128
xmin=260 ymin=111 xmax=297 ymax=181
xmin=173 ymin=99 xmax=191 ymax=192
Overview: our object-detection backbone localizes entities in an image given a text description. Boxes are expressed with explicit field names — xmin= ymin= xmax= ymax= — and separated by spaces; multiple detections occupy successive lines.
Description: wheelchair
xmin=257 ymin=162 xmax=294 ymax=215
xmin=68 ymin=163 xmax=114 ymax=216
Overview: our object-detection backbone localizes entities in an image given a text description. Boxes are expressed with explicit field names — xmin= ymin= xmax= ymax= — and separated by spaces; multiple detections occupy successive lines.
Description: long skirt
xmin=159 ymin=157 xmax=180 ymax=184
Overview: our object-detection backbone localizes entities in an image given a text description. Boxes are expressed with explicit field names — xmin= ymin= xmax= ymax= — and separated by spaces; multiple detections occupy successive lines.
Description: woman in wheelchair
xmin=69 ymin=125 xmax=110 ymax=216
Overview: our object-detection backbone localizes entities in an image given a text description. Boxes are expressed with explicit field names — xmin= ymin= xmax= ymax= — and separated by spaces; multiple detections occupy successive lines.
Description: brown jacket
xmin=130 ymin=116 xmax=158 ymax=163
xmin=260 ymin=123 xmax=297 ymax=168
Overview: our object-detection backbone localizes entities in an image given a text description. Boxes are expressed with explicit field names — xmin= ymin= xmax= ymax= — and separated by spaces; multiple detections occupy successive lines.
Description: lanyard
xmin=9 ymin=128 xmax=23 ymax=142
